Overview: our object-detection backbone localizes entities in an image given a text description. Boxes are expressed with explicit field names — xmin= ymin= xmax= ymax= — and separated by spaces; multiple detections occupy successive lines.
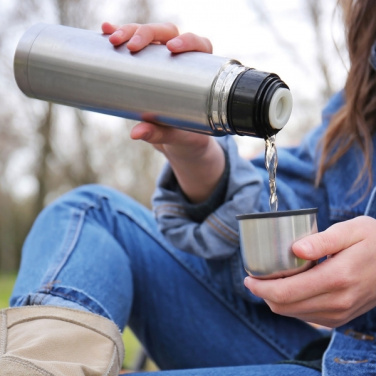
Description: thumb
xmin=292 ymin=220 xmax=358 ymax=260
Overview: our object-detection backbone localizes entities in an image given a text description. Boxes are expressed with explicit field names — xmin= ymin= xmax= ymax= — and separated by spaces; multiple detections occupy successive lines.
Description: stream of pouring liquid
xmin=265 ymin=135 xmax=278 ymax=212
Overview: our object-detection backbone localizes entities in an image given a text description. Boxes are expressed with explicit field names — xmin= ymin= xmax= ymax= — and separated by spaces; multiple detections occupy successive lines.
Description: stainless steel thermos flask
xmin=14 ymin=23 xmax=293 ymax=138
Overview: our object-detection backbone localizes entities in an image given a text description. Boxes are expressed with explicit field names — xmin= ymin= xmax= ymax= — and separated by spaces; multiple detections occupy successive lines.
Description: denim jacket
xmin=153 ymin=91 xmax=376 ymax=375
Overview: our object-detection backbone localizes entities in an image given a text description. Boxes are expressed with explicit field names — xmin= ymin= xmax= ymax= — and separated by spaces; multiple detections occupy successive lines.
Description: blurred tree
xmin=0 ymin=0 xmax=162 ymax=272
xmin=306 ymin=0 xmax=336 ymax=100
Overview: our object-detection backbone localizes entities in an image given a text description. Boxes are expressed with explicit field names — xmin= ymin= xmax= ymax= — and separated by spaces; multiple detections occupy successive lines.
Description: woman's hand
xmin=101 ymin=22 xmax=222 ymax=203
xmin=102 ymin=22 xmax=212 ymax=53
xmin=244 ymin=216 xmax=376 ymax=328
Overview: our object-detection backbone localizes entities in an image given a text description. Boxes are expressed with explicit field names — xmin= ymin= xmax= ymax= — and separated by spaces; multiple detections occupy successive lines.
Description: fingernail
xmin=111 ymin=30 xmax=124 ymax=38
xmin=167 ymin=38 xmax=183 ymax=50
xmin=244 ymin=277 xmax=251 ymax=288
xmin=129 ymin=34 xmax=142 ymax=46
xmin=294 ymin=239 xmax=313 ymax=258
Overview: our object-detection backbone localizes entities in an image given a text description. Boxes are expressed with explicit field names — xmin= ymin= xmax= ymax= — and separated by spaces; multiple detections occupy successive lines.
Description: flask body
xmin=14 ymin=23 xmax=292 ymax=138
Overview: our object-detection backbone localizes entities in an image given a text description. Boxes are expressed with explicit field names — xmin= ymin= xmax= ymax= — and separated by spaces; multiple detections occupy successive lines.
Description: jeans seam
xmin=39 ymin=207 xmax=87 ymax=288
xmin=33 ymin=201 xmax=115 ymax=320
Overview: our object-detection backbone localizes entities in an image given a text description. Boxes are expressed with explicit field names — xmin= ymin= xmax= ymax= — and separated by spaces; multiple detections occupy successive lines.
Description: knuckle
xmin=327 ymin=267 xmax=353 ymax=290
xmin=181 ymin=32 xmax=197 ymax=42
xmin=316 ymin=231 xmax=336 ymax=254
xmin=137 ymin=24 xmax=153 ymax=36
xmin=180 ymin=32 xmax=212 ymax=53
xmin=120 ymin=23 xmax=139 ymax=31
xmin=333 ymin=295 xmax=354 ymax=312
xmin=164 ymin=22 xmax=179 ymax=35
xmin=118 ymin=23 xmax=140 ymax=39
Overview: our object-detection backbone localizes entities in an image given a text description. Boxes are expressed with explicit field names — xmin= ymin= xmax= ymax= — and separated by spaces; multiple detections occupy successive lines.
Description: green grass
xmin=0 ymin=273 xmax=153 ymax=370
xmin=0 ymin=273 xmax=16 ymax=309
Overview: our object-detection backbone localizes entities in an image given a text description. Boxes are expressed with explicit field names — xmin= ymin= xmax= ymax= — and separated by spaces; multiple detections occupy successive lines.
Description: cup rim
xmin=236 ymin=207 xmax=318 ymax=220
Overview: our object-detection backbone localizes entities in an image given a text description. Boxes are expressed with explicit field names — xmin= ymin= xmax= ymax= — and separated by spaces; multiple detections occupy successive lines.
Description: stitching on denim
xmin=39 ymin=208 xmax=86 ymax=287
xmin=25 ymin=288 xmax=114 ymax=324
xmin=329 ymin=206 xmax=364 ymax=221
xmin=211 ymin=214 xmax=238 ymax=239
xmin=33 ymin=292 xmax=47 ymax=305
xmin=156 ymin=208 xmax=189 ymax=218
xmin=230 ymin=251 xmax=248 ymax=297
xmin=206 ymin=215 xmax=238 ymax=244
xmin=154 ymin=203 xmax=188 ymax=217
xmin=322 ymin=330 xmax=336 ymax=375
xmin=0 ymin=310 xmax=6 ymax=356
xmin=344 ymin=329 xmax=375 ymax=341
xmin=334 ymin=357 xmax=368 ymax=364
xmin=47 ymin=288 xmax=112 ymax=321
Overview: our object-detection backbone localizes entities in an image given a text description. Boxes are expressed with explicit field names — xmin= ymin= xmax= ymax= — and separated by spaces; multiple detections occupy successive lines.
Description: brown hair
xmin=316 ymin=0 xmax=376 ymax=195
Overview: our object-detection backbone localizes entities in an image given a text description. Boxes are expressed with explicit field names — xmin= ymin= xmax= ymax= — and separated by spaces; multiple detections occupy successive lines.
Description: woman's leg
xmin=10 ymin=184 xmax=324 ymax=371
xmin=136 ymin=364 xmax=321 ymax=376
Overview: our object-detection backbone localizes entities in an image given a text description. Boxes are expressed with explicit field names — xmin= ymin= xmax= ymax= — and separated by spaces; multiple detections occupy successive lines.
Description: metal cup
xmin=236 ymin=208 xmax=318 ymax=279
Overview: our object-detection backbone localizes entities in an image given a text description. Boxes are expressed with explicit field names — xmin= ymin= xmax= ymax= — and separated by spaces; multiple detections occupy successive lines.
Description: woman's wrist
xmin=167 ymin=138 xmax=226 ymax=204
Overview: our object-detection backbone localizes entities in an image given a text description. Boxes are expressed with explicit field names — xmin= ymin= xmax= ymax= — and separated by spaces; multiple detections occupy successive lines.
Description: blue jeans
xmin=11 ymin=185 xmax=324 ymax=375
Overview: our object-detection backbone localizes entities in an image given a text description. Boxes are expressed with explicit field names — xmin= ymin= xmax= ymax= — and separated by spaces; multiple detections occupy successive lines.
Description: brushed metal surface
xmin=237 ymin=209 xmax=318 ymax=279
xmin=14 ymin=23 xmax=292 ymax=137
xmin=14 ymin=23 xmax=238 ymax=135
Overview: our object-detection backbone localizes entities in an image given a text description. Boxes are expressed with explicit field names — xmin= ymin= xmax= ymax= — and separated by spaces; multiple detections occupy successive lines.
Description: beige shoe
xmin=0 ymin=306 xmax=124 ymax=375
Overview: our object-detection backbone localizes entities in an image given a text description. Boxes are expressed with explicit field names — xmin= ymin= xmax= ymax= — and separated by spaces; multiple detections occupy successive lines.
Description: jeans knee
xmin=45 ymin=184 xmax=131 ymax=214
xmin=62 ymin=184 xmax=120 ymax=208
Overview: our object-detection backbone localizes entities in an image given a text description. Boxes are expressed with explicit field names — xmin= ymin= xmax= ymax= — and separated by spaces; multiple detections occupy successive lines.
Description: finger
xmin=264 ymin=304 xmax=345 ymax=328
xmin=244 ymin=257 xmax=344 ymax=304
xmin=265 ymin=298 xmax=368 ymax=328
xmin=167 ymin=32 xmax=213 ymax=53
xmin=292 ymin=217 xmax=369 ymax=260
xmin=106 ymin=23 xmax=140 ymax=46
xmin=130 ymin=122 xmax=154 ymax=141
xmin=130 ymin=122 xmax=184 ymax=145
xmin=264 ymin=288 xmax=350 ymax=321
xmin=261 ymin=285 xmax=363 ymax=328
xmin=101 ymin=22 xmax=119 ymax=35
xmin=126 ymin=23 xmax=179 ymax=51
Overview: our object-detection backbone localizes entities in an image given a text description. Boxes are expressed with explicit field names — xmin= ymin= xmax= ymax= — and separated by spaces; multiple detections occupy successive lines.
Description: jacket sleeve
xmin=152 ymin=136 xmax=264 ymax=259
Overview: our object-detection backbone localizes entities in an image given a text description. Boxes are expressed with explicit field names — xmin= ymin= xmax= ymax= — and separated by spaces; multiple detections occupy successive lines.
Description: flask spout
xmin=268 ymin=88 xmax=293 ymax=131
xmin=227 ymin=69 xmax=293 ymax=138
